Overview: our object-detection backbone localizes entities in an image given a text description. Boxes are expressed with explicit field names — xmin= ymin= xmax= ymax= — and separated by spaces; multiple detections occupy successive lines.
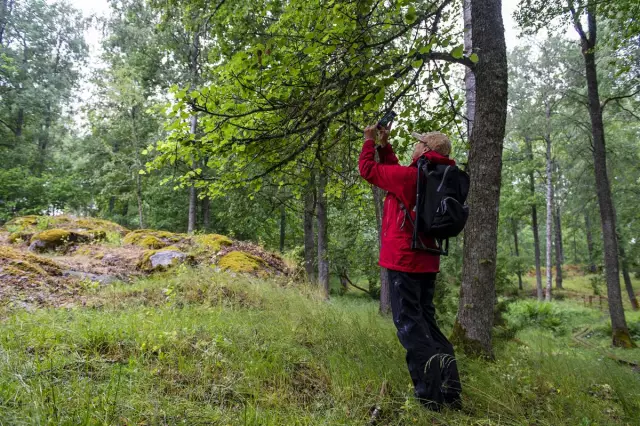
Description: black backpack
xmin=402 ymin=157 xmax=470 ymax=256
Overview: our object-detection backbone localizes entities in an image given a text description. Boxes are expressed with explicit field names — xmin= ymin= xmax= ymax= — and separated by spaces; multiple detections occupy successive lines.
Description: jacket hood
xmin=410 ymin=150 xmax=456 ymax=167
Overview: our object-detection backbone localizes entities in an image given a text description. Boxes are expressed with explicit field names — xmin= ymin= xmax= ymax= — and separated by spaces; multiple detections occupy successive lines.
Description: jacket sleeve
xmin=359 ymin=139 xmax=414 ymax=198
xmin=377 ymin=142 xmax=399 ymax=165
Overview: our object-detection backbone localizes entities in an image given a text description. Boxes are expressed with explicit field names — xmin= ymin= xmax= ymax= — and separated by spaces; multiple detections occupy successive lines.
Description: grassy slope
xmin=1 ymin=267 xmax=639 ymax=425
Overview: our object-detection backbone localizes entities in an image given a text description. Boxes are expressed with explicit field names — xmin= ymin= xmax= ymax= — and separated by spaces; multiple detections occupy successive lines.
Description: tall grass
xmin=0 ymin=267 xmax=639 ymax=425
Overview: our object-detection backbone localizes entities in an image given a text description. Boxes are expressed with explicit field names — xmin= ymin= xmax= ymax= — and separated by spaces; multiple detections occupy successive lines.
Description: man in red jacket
xmin=359 ymin=124 xmax=462 ymax=411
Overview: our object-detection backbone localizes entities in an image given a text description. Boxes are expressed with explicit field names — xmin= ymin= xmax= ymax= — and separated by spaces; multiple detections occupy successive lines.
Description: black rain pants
xmin=388 ymin=269 xmax=462 ymax=410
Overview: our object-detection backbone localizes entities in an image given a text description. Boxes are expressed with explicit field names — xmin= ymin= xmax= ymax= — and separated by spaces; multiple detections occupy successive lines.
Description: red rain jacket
xmin=358 ymin=139 xmax=456 ymax=273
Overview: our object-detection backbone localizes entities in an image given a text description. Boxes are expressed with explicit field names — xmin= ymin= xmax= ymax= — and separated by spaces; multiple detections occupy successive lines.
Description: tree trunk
xmin=452 ymin=0 xmax=508 ymax=358
xmin=0 ymin=0 xmax=10 ymax=46
xmin=373 ymin=183 xmax=391 ymax=314
xmin=317 ymin=169 xmax=329 ymax=299
xmin=620 ymin=243 xmax=639 ymax=311
xmin=584 ymin=212 xmax=596 ymax=273
xmin=202 ymin=197 xmax=210 ymax=231
xmin=279 ymin=204 xmax=286 ymax=253
xmin=35 ymin=105 xmax=52 ymax=177
xmin=544 ymin=103 xmax=553 ymax=302
xmin=463 ymin=0 xmax=475 ymax=137
xmin=554 ymin=204 xmax=563 ymax=289
xmin=511 ymin=218 xmax=523 ymax=291
xmin=187 ymin=30 xmax=200 ymax=235
xmin=526 ymin=136 xmax=544 ymax=300
xmin=303 ymin=174 xmax=316 ymax=283
xmin=136 ymin=173 xmax=144 ymax=229
xmin=187 ymin=115 xmax=198 ymax=234
xmin=574 ymin=9 xmax=634 ymax=347
xmin=16 ymin=108 xmax=23 ymax=137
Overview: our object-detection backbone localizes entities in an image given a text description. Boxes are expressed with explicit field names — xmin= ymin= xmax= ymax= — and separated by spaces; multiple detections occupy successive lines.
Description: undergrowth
xmin=0 ymin=267 xmax=639 ymax=425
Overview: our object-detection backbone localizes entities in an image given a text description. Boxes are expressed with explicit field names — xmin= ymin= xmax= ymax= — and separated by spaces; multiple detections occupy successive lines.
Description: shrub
xmin=504 ymin=300 xmax=568 ymax=334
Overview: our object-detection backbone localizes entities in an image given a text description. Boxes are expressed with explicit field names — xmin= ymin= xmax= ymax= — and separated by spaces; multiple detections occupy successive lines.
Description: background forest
xmin=1 ymin=0 xmax=640 ymax=424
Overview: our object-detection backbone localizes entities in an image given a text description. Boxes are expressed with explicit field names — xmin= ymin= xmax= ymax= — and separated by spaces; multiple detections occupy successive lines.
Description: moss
xmin=7 ymin=259 xmax=47 ymax=277
xmin=75 ymin=218 xmax=129 ymax=235
xmin=31 ymin=229 xmax=72 ymax=244
xmin=140 ymin=236 xmax=167 ymax=249
xmin=612 ymin=328 xmax=637 ymax=348
xmin=450 ymin=320 xmax=495 ymax=360
xmin=193 ymin=234 xmax=233 ymax=253
xmin=217 ymin=251 xmax=265 ymax=273
xmin=6 ymin=215 xmax=39 ymax=228
xmin=137 ymin=246 xmax=182 ymax=271
xmin=79 ymin=229 xmax=107 ymax=241
xmin=123 ymin=230 xmax=184 ymax=248
xmin=29 ymin=229 xmax=93 ymax=252
xmin=0 ymin=246 xmax=62 ymax=276
xmin=8 ymin=231 xmax=33 ymax=244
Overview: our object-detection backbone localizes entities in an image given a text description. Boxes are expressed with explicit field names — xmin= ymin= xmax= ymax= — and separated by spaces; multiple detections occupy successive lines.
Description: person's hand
xmin=364 ymin=125 xmax=378 ymax=142
xmin=379 ymin=122 xmax=392 ymax=147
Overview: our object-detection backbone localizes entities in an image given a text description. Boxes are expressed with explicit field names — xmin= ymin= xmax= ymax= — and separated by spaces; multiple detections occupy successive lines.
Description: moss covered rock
xmin=0 ymin=246 xmax=62 ymax=279
xmin=8 ymin=231 xmax=34 ymax=244
xmin=29 ymin=229 xmax=92 ymax=252
xmin=137 ymin=246 xmax=186 ymax=271
xmin=74 ymin=218 xmax=128 ymax=236
xmin=193 ymin=234 xmax=233 ymax=253
xmin=4 ymin=216 xmax=128 ymax=243
xmin=217 ymin=251 xmax=266 ymax=273
xmin=5 ymin=215 xmax=39 ymax=228
xmin=123 ymin=230 xmax=185 ymax=249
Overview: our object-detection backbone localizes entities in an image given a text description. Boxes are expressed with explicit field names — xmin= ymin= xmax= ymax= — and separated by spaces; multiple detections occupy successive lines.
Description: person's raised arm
xmin=359 ymin=125 xmax=412 ymax=196
xmin=376 ymin=125 xmax=399 ymax=165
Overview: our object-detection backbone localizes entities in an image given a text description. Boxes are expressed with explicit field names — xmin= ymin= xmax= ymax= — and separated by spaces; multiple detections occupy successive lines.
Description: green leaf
xmin=405 ymin=6 xmax=417 ymax=24
xmin=411 ymin=59 xmax=424 ymax=69
xmin=451 ymin=45 xmax=464 ymax=59
xmin=470 ymin=53 xmax=479 ymax=63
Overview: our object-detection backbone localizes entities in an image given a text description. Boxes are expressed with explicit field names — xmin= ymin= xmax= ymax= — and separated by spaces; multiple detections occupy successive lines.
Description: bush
xmin=504 ymin=300 xmax=568 ymax=335
xmin=589 ymin=274 xmax=605 ymax=295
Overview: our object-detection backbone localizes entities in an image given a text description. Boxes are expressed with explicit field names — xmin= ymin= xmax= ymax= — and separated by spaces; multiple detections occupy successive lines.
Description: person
xmin=358 ymin=123 xmax=462 ymax=411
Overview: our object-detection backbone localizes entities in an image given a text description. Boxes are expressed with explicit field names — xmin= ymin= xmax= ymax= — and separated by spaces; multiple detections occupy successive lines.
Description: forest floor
xmin=1 ymin=262 xmax=639 ymax=425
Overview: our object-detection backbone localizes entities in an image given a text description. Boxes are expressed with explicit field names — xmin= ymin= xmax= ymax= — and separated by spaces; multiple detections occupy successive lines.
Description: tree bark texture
xmin=511 ymin=218 xmax=523 ymax=290
xmin=544 ymin=102 xmax=553 ymax=302
xmin=620 ymin=243 xmax=639 ymax=311
xmin=584 ymin=212 xmax=596 ymax=273
xmin=317 ymin=169 xmax=329 ymax=298
xmin=303 ymin=174 xmax=316 ymax=283
xmin=187 ymin=30 xmax=200 ymax=235
xmin=136 ymin=173 xmax=144 ymax=229
xmin=187 ymin=115 xmax=198 ymax=234
xmin=202 ymin=197 xmax=210 ymax=230
xmin=453 ymin=0 xmax=508 ymax=358
xmin=463 ymin=0 xmax=476 ymax=137
xmin=526 ymin=136 xmax=543 ymax=300
xmin=554 ymin=205 xmax=563 ymax=289
xmin=573 ymin=8 xmax=633 ymax=347
xmin=373 ymin=181 xmax=391 ymax=315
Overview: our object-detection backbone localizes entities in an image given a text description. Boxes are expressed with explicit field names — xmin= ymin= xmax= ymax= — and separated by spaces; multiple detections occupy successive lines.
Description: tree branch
xmin=601 ymin=87 xmax=640 ymax=111
xmin=0 ymin=117 xmax=17 ymax=136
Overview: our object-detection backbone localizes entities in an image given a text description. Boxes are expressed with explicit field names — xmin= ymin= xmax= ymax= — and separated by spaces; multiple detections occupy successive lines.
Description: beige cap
xmin=411 ymin=131 xmax=452 ymax=157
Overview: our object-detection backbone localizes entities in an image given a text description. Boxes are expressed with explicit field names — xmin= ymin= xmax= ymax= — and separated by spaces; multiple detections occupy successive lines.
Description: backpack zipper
xmin=437 ymin=166 xmax=451 ymax=192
